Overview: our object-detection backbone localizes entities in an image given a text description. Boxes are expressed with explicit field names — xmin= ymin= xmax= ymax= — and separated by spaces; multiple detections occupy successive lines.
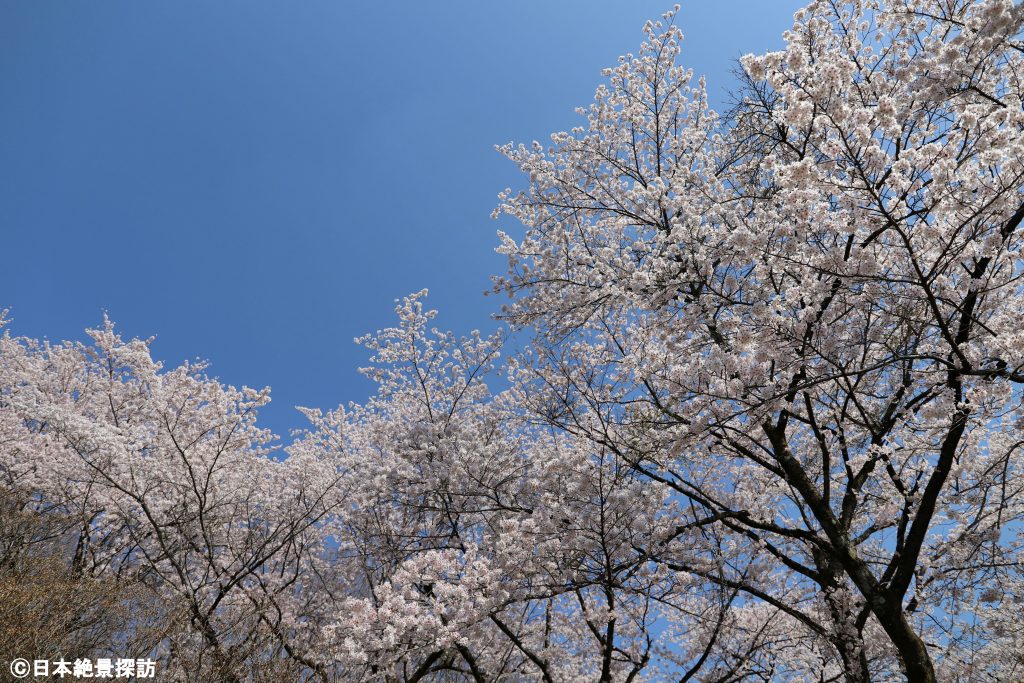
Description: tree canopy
xmin=2 ymin=1 xmax=1023 ymax=681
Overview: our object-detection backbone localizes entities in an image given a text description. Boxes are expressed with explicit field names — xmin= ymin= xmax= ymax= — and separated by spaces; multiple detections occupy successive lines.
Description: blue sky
xmin=0 ymin=1 xmax=805 ymax=438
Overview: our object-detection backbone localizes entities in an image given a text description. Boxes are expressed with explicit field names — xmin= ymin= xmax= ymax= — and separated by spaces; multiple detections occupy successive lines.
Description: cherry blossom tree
xmin=0 ymin=318 xmax=341 ymax=681
xmin=494 ymin=1 xmax=1024 ymax=680
xmin=295 ymin=292 xmax=672 ymax=681
xmin=302 ymin=293 xmax=842 ymax=682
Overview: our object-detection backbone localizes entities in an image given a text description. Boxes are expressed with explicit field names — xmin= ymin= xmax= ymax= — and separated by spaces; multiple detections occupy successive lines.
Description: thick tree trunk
xmin=835 ymin=646 xmax=870 ymax=683
xmin=874 ymin=601 xmax=935 ymax=682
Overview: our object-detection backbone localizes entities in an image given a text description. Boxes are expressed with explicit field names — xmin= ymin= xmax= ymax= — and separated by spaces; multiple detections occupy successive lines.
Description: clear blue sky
xmin=0 ymin=1 xmax=805 ymax=438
